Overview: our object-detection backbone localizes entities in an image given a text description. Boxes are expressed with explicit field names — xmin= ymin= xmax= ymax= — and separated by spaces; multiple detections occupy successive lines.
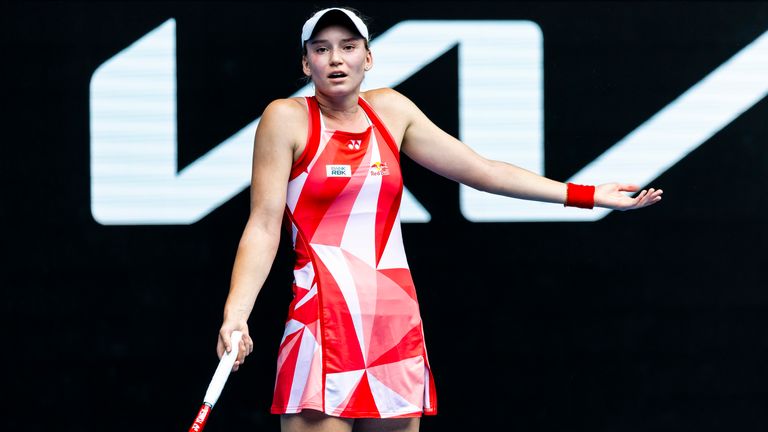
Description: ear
xmin=364 ymin=50 xmax=373 ymax=72
xmin=302 ymin=56 xmax=311 ymax=77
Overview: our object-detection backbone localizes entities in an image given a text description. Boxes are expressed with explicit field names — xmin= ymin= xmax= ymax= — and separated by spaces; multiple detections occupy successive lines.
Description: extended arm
xmin=393 ymin=90 xmax=662 ymax=210
xmin=217 ymin=99 xmax=301 ymax=370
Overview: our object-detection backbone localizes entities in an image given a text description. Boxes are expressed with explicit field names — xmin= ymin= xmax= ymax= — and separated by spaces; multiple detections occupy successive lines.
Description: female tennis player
xmin=215 ymin=7 xmax=663 ymax=432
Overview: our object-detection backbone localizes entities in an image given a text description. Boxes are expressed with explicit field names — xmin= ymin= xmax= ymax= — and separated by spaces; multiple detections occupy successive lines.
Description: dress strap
xmin=358 ymin=97 xmax=399 ymax=161
xmin=290 ymin=96 xmax=321 ymax=180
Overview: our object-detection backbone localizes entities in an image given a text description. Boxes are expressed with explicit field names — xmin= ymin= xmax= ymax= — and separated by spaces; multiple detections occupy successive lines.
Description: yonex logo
xmin=347 ymin=140 xmax=362 ymax=150
xmin=326 ymin=164 xmax=352 ymax=177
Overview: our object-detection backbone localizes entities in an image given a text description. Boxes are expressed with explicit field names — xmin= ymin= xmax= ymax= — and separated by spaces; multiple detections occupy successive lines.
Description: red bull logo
xmin=370 ymin=161 xmax=390 ymax=176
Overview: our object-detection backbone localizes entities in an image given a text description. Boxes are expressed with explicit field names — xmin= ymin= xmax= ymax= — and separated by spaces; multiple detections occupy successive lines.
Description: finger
xmin=220 ymin=329 xmax=232 ymax=353
xmin=642 ymin=188 xmax=654 ymax=200
xmin=245 ymin=335 xmax=254 ymax=356
xmin=239 ymin=339 xmax=247 ymax=361
xmin=232 ymin=348 xmax=246 ymax=372
xmin=644 ymin=189 xmax=663 ymax=206
xmin=631 ymin=190 xmax=652 ymax=209
xmin=642 ymin=189 xmax=657 ymax=205
xmin=216 ymin=337 xmax=225 ymax=359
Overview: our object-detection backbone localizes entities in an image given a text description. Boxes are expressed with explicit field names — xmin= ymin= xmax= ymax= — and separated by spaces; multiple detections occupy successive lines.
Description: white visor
xmin=301 ymin=8 xmax=369 ymax=46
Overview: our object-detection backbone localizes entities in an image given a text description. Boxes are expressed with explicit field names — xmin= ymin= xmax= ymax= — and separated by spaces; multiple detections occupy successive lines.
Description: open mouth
xmin=328 ymin=72 xmax=347 ymax=79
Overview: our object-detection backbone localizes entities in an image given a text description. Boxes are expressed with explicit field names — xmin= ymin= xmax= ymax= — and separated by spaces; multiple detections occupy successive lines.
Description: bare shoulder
xmin=362 ymin=88 xmax=415 ymax=112
xmin=260 ymin=97 xmax=306 ymax=125
xmin=361 ymin=88 xmax=418 ymax=141
xmin=255 ymin=97 xmax=307 ymax=151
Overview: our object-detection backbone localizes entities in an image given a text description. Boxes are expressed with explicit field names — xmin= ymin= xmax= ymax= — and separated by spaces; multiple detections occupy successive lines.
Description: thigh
xmin=353 ymin=417 xmax=420 ymax=432
xmin=281 ymin=409 xmax=354 ymax=432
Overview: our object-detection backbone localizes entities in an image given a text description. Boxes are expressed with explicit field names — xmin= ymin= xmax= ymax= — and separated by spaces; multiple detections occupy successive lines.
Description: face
xmin=302 ymin=25 xmax=373 ymax=95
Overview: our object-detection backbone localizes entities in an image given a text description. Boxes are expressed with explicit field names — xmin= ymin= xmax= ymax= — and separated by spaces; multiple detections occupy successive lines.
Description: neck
xmin=314 ymin=90 xmax=361 ymax=121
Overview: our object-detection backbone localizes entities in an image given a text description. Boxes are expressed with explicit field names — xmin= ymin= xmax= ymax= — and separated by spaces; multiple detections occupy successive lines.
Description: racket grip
xmin=188 ymin=403 xmax=212 ymax=432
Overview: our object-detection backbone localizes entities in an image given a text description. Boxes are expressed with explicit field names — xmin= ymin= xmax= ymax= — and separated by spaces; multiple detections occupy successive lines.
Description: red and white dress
xmin=270 ymin=96 xmax=437 ymax=418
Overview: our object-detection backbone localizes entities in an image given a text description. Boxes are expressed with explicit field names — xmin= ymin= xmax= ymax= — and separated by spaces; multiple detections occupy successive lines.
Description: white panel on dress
xmin=376 ymin=214 xmax=409 ymax=270
xmin=287 ymin=328 xmax=319 ymax=408
xmin=339 ymin=134 xmax=382 ymax=268
xmin=306 ymin=132 xmax=330 ymax=173
xmin=325 ymin=369 xmax=365 ymax=413
xmin=293 ymin=261 xmax=314 ymax=290
xmin=275 ymin=326 xmax=303 ymax=374
xmin=294 ymin=283 xmax=317 ymax=310
xmin=366 ymin=371 xmax=421 ymax=417
xmin=286 ymin=171 xmax=308 ymax=213
xmin=279 ymin=319 xmax=305 ymax=345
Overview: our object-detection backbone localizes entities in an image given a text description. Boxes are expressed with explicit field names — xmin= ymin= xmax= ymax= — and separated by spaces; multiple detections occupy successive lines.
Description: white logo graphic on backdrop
xmin=90 ymin=20 xmax=768 ymax=225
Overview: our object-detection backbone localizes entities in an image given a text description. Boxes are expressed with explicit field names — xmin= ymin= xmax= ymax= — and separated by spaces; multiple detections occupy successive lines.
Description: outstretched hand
xmin=594 ymin=183 xmax=663 ymax=211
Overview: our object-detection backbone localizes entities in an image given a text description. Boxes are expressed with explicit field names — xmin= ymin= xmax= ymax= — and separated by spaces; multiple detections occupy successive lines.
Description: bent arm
xmin=399 ymin=93 xmax=566 ymax=202
xmin=218 ymin=99 xmax=300 ymax=367
xmin=395 ymin=90 xmax=661 ymax=210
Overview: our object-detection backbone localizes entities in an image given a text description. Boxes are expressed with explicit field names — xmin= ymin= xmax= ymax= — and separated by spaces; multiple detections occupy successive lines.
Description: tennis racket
xmin=188 ymin=330 xmax=242 ymax=432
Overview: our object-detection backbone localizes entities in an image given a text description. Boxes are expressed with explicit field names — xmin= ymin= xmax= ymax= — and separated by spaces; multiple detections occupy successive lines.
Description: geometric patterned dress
xmin=270 ymin=96 xmax=438 ymax=418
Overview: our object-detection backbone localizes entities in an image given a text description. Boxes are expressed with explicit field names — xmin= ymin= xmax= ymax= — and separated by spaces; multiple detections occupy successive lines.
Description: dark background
xmin=4 ymin=1 xmax=768 ymax=431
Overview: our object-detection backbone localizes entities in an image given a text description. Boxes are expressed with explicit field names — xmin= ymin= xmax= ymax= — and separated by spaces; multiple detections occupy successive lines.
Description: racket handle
xmin=203 ymin=331 xmax=243 ymax=405
xmin=187 ymin=330 xmax=243 ymax=431
xmin=188 ymin=403 xmax=212 ymax=432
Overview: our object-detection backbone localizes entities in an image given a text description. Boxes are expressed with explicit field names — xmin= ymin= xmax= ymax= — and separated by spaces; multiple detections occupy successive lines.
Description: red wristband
xmin=565 ymin=183 xmax=595 ymax=209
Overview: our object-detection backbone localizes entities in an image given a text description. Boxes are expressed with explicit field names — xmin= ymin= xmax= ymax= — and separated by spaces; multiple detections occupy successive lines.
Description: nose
xmin=329 ymin=48 xmax=343 ymax=65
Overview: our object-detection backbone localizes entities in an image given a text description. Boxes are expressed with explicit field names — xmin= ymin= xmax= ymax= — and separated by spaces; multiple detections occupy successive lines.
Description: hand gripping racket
xmin=188 ymin=331 xmax=242 ymax=432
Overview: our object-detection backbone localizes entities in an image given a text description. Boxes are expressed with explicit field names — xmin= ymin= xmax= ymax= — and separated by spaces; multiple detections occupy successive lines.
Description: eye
xmin=344 ymin=44 xmax=356 ymax=51
xmin=314 ymin=46 xmax=328 ymax=54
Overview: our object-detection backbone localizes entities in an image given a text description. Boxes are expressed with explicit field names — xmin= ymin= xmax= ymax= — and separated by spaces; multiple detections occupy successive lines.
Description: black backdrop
xmin=4 ymin=1 xmax=768 ymax=431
